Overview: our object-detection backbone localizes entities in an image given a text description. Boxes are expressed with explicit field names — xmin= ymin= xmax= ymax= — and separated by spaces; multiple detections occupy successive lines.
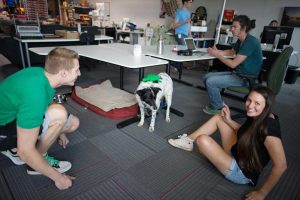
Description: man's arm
xmin=172 ymin=18 xmax=191 ymax=29
xmin=208 ymin=47 xmax=246 ymax=69
xmin=17 ymin=126 xmax=73 ymax=190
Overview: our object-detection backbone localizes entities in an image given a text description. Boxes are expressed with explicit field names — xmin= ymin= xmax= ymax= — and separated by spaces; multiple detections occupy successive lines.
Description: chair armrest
xmin=237 ymin=73 xmax=258 ymax=89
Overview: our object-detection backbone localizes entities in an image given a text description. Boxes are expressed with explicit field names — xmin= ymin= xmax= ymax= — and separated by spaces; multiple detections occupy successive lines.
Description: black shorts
xmin=0 ymin=120 xmax=43 ymax=151
xmin=0 ymin=120 xmax=18 ymax=151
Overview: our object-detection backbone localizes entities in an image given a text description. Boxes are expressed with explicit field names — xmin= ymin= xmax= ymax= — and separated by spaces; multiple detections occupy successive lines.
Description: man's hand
xmin=245 ymin=190 xmax=266 ymax=200
xmin=208 ymin=46 xmax=223 ymax=57
xmin=54 ymin=174 xmax=75 ymax=190
xmin=185 ymin=18 xmax=191 ymax=24
xmin=58 ymin=134 xmax=69 ymax=149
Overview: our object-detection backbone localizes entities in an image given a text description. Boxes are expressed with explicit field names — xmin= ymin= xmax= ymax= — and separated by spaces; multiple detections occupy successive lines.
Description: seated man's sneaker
xmin=27 ymin=153 xmax=72 ymax=175
xmin=203 ymin=105 xmax=221 ymax=115
xmin=1 ymin=148 xmax=25 ymax=165
xmin=168 ymin=134 xmax=194 ymax=151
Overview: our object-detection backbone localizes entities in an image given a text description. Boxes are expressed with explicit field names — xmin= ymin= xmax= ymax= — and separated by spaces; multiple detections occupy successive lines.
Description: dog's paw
xmin=138 ymin=121 xmax=144 ymax=127
xmin=149 ymin=126 xmax=155 ymax=132
xmin=166 ymin=117 xmax=171 ymax=123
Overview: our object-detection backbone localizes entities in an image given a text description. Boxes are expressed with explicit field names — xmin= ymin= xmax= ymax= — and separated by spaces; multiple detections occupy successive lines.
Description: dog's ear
xmin=152 ymin=87 xmax=161 ymax=95
xmin=136 ymin=89 xmax=146 ymax=97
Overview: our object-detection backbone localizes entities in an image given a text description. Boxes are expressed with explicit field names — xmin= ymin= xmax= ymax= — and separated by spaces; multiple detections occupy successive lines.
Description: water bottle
xmin=157 ymin=35 xmax=164 ymax=55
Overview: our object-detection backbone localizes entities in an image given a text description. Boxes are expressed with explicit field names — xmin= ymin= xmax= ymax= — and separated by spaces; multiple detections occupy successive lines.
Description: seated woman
xmin=168 ymin=86 xmax=287 ymax=200
xmin=203 ymin=15 xmax=263 ymax=115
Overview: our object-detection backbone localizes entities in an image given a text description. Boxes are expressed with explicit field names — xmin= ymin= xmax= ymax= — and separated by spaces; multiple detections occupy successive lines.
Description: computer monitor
xmin=261 ymin=26 xmax=294 ymax=49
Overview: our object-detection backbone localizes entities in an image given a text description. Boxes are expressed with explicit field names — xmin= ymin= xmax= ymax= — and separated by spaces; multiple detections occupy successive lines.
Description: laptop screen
xmin=184 ymin=38 xmax=196 ymax=50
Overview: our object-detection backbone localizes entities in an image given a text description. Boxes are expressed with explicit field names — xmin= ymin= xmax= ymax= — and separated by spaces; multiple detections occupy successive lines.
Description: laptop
xmin=184 ymin=38 xmax=200 ymax=52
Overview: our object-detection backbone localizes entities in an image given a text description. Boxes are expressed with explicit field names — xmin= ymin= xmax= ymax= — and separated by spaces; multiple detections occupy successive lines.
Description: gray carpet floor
xmin=0 ymin=61 xmax=300 ymax=200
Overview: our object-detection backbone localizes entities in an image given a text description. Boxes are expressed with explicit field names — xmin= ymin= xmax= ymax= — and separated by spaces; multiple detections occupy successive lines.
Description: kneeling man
xmin=0 ymin=47 xmax=81 ymax=190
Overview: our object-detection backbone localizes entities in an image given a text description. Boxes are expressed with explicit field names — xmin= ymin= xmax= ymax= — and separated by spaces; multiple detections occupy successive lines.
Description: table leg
xmin=116 ymin=105 xmax=184 ymax=129
xmin=24 ymin=42 xmax=31 ymax=67
xmin=166 ymin=63 xmax=170 ymax=74
xmin=138 ymin=68 xmax=145 ymax=82
xmin=117 ymin=116 xmax=140 ymax=129
xmin=178 ymin=63 xmax=183 ymax=80
xmin=120 ymin=66 xmax=124 ymax=89
xmin=18 ymin=41 xmax=25 ymax=68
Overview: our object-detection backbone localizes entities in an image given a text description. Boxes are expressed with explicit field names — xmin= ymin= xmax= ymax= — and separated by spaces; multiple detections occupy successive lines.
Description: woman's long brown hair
xmin=237 ymin=86 xmax=275 ymax=173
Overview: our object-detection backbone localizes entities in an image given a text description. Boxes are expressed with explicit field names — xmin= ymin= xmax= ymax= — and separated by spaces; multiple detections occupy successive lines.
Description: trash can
xmin=285 ymin=65 xmax=300 ymax=84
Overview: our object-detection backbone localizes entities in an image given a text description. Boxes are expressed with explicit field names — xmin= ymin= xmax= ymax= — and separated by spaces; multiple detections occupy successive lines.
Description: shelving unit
xmin=23 ymin=0 xmax=48 ymax=20
xmin=190 ymin=25 xmax=214 ymax=48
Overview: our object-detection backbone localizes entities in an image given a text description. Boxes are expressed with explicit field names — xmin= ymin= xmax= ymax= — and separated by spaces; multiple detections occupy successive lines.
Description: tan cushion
xmin=75 ymin=80 xmax=137 ymax=112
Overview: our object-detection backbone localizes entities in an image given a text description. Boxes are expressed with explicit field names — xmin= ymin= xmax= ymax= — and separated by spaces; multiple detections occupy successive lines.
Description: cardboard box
xmin=55 ymin=30 xmax=79 ymax=39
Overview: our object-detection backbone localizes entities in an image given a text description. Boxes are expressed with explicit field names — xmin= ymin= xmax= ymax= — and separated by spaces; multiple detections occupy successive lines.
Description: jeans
xmin=172 ymin=34 xmax=188 ymax=70
xmin=175 ymin=33 xmax=188 ymax=45
xmin=225 ymin=158 xmax=254 ymax=185
xmin=203 ymin=71 xmax=247 ymax=109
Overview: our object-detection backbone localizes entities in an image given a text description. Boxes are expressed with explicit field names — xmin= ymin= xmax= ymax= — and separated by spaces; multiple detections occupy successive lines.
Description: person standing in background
xmin=171 ymin=0 xmax=193 ymax=72
xmin=173 ymin=0 xmax=193 ymax=45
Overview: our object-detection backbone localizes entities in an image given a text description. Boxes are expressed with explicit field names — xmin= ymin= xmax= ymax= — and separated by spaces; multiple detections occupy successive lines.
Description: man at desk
xmin=0 ymin=47 xmax=80 ymax=190
xmin=203 ymin=15 xmax=262 ymax=115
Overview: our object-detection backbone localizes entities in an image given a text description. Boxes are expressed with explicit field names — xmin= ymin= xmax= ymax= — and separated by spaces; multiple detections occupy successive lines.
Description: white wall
xmin=88 ymin=0 xmax=300 ymax=66
xmin=89 ymin=0 xmax=174 ymax=28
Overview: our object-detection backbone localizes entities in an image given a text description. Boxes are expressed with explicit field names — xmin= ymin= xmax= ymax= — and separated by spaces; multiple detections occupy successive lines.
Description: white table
xmin=101 ymin=43 xmax=214 ymax=60
xmin=15 ymin=35 xmax=114 ymax=68
xmin=29 ymin=44 xmax=168 ymax=89
xmin=100 ymin=43 xmax=218 ymax=81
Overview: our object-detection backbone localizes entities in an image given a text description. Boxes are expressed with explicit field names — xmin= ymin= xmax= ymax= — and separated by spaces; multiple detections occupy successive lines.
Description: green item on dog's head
xmin=142 ymin=74 xmax=161 ymax=83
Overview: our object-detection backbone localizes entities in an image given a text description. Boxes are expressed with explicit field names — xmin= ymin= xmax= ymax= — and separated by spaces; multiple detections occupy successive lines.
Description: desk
xmin=140 ymin=45 xmax=237 ymax=90
xmin=15 ymin=35 xmax=114 ymax=68
xmin=29 ymin=44 xmax=168 ymax=89
xmin=103 ymin=43 xmax=218 ymax=77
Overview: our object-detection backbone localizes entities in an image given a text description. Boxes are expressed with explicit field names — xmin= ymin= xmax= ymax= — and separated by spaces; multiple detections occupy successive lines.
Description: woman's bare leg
xmin=188 ymin=114 xmax=237 ymax=153
xmin=196 ymin=135 xmax=233 ymax=175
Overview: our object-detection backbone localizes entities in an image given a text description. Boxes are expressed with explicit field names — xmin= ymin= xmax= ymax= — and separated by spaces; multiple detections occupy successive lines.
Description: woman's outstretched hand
xmin=221 ymin=104 xmax=232 ymax=124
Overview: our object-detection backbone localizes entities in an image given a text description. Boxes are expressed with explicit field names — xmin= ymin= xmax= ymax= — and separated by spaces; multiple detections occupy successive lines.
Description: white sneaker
xmin=1 ymin=148 xmax=25 ymax=165
xmin=168 ymin=134 xmax=194 ymax=151
xmin=27 ymin=153 xmax=72 ymax=175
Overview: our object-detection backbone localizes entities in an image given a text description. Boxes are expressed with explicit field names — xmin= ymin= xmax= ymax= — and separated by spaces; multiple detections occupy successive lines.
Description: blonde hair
xmin=45 ymin=47 xmax=79 ymax=74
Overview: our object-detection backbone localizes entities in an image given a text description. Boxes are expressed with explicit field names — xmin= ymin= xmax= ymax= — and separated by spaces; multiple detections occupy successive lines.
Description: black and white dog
xmin=135 ymin=73 xmax=173 ymax=132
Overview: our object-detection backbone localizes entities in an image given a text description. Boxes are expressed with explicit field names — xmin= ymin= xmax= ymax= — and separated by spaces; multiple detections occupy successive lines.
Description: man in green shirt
xmin=0 ymin=47 xmax=81 ymax=190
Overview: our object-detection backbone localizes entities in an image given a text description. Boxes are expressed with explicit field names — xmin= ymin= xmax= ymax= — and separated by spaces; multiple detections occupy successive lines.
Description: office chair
xmin=226 ymin=46 xmax=294 ymax=117
xmin=79 ymin=32 xmax=97 ymax=71
xmin=79 ymin=32 xmax=95 ymax=45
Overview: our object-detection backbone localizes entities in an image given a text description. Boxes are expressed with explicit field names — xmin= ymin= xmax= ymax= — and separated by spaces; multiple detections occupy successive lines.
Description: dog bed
xmin=71 ymin=80 xmax=138 ymax=119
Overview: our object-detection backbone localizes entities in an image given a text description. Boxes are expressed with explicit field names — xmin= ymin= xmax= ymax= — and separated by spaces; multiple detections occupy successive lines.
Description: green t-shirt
xmin=234 ymin=34 xmax=263 ymax=75
xmin=0 ymin=67 xmax=55 ymax=128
